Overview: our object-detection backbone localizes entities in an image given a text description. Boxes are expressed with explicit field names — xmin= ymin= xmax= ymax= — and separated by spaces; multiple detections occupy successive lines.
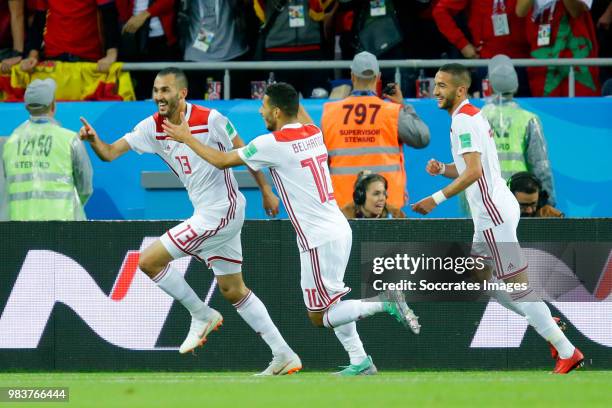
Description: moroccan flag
xmin=0 ymin=61 xmax=135 ymax=102
xmin=525 ymin=6 xmax=600 ymax=97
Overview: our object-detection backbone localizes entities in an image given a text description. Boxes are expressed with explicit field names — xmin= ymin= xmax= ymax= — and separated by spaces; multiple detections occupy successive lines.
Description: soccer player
xmin=162 ymin=82 xmax=421 ymax=376
xmin=411 ymin=63 xmax=583 ymax=374
xmin=78 ymin=68 xmax=301 ymax=376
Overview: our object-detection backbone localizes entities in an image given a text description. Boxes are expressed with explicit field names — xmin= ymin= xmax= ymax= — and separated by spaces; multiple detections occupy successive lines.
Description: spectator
xmin=516 ymin=0 xmax=600 ymax=96
xmin=20 ymin=0 xmax=121 ymax=73
xmin=116 ymin=0 xmax=180 ymax=99
xmin=592 ymin=0 xmax=611 ymax=85
xmin=508 ymin=171 xmax=563 ymax=217
xmin=345 ymin=0 xmax=427 ymax=97
xmin=433 ymin=0 xmax=531 ymax=95
xmin=341 ymin=171 xmax=406 ymax=218
xmin=321 ymin=51 xmax=430 ymax=210
xmin=116 ymin=0 xmax=180 ymax=61
xmin=0 ymin=0 xmax=24 ymax=74
xmin=1 ymin=79 xmax=93 ymax=220
xmin=603 ymin=77 xmax=612 ymax=96
xmin=482 ymin=54 xmax=557 ymax=205
xmin=180 ymin=0 xmax=257 ymax=99
xmin=253 ymin=0 xmax=333 ymax=96
xmin=403 ymin=1 xmax=452 ymax=60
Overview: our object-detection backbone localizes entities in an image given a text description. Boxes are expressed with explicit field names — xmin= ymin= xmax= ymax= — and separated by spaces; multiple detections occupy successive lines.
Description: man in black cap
xmin=1 ymin=78 xmax=93 ymax=220
xmin=321 ymin=51 xmax=430 ymax=211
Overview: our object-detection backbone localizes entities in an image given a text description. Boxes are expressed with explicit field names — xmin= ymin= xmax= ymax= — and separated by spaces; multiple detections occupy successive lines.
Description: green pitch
xmin=1 ymin=371 xmax=610 ymax=407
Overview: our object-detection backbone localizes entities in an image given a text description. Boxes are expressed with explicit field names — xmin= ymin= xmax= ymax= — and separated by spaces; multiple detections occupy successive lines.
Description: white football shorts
xmin=471 ymin=210 xmax=528 ymax=279
xmin=160 ymin=207 xmax=245 ymax=276
xmin=300 ymin=232 xmax=352 ymax=312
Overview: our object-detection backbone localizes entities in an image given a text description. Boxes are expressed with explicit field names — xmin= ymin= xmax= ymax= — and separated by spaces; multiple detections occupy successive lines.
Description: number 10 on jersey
xmin=301 ymin=154 xmax=334 ymax=203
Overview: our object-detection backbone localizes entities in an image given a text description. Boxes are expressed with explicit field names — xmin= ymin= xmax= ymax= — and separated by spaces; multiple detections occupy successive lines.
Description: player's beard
xmin=264 ymin=112 xmax=277 ymax=131
xmin=158 ymin=94 xmax=180 ymax=118
xmin=438 ymin=89 xmax=457 ymax=110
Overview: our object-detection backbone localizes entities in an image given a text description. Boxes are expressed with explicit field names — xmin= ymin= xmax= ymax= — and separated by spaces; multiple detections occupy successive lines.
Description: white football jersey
xmin=237 ymin=123 xmax=351 ymax=252
xmin=123 ymin=103 xmax=245 ymax=222
xmin=450 ymin=99 xmax=518 ymax=231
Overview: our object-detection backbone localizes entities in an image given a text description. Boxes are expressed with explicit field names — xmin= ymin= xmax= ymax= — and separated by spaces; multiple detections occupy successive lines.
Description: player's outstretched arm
xmin=443 ymin=163 xmax=458 ymax=178
xmin=163 ymin=113 xmax=244 ymax=169
xmin=412 ymin=152 xmax=481 ymax=215
xmin=426 ymin=159 xmax=459 ymax=178
xmin=79 ymin=117 xmax=130 ymax=162
xmin=441 ymin=152 xmax=482 ymax=197
xmin=232 ymin=136 xmax=280 ymax=217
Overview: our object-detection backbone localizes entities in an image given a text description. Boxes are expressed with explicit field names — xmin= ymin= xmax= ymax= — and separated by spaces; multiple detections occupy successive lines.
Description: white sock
xmin=323 ymin=299 xmax=384 ymax=328
xmin=512 ymin=288 xmax=575 ymax=359
xmin=234 ymin=290 xmax=292 ymax=357
xmin=334 ymin=322 xmax=367 ymax=365
xmin=153 ymin=265 xmax=214 ymax=318
xmin=486 ymin=278 xmax=526 ymax=317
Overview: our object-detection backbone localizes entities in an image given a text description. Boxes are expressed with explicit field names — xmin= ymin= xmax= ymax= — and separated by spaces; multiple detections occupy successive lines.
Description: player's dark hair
xmin=157 ymin=67 xmax=188 ymax=89
xmin=265 ymin=82 xmax=299 ymax=117
xmin=438 ymin=63 xmax=472 ymax=88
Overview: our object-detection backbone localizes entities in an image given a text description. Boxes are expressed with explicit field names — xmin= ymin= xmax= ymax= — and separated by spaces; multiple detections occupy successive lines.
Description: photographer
xmin=508 ymin=172 xmax=563 ymax=218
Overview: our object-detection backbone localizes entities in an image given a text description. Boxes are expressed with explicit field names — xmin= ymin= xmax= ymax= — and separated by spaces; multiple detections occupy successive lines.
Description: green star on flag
xmin=531 ymin=15 xmax=596 ymax=96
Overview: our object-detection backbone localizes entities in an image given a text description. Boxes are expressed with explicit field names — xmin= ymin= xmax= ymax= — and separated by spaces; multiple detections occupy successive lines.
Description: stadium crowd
xmin=0 ymin=0 xmax=610 ymax=100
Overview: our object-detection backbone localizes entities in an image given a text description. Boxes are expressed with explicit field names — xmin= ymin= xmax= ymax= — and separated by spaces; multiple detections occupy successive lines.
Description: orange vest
xmin=321 ymin=95 xmax=405 ymax=208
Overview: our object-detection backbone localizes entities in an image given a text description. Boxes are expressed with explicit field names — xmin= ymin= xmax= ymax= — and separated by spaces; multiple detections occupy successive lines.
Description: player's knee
xmin=469 ymin=258 xmax=492 ymax=282
xmin=308 ymin=311 xmax=325 ymax=327
xmin=219 ymin=283 xmax=248 ymax=304
xmin=138 ymin=252 xmax=165 ymax=277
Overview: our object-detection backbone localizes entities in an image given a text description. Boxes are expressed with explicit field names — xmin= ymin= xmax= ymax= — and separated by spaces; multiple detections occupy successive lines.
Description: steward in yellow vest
xmin=2 ymin=79 xmax=93 ymax=220
xmin=321 ymin=52 xmax=430 ymax=209
xmin=483 ymin=54 xmax=556 ymax=205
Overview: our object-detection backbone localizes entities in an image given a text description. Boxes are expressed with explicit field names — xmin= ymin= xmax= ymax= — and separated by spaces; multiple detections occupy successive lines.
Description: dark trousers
xmin=123 ymin=35 xmax=182 ymax=100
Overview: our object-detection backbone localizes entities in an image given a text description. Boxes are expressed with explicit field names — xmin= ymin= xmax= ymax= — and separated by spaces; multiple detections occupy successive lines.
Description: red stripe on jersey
xmin=480 ymin=172 xmax=503 ymax=224
xmin=156 ymin=153 xmax=180 ymax=177
xmin=155 ymin=129 xmax=207 ymax=140
xmin=272 ymin=124 xmax=321 ymax=142
xmin=188 ymin=104 xmax=212 ymax=125
xmin=458 ymin=104 xmax=480 ymax=116
xmin=218 ymin=143 xmax=237 ymax=219
xmin=153 ymin=104 xmax=212 ymax=133
xmin=477 ymin=179 xmax=499 ymax=225
xmin=270 ymin=168 xmax=310 ymax=251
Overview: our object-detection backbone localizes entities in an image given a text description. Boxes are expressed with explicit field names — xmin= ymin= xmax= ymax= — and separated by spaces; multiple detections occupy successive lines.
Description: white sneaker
xmin=179 ymin=310 xmax=223 ymax=354
xmin=255 ymin=352 xmax=302 ymax=376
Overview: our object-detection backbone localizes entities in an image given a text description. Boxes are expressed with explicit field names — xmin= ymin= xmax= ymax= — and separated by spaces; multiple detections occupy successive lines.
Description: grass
xmin=0 ymin=371 xmax=610 ymax=407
